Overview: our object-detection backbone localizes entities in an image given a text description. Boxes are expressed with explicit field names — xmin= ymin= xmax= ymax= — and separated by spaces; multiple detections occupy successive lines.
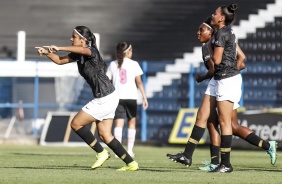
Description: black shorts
xmin=114 ymin=99 xmax=137 ymax=120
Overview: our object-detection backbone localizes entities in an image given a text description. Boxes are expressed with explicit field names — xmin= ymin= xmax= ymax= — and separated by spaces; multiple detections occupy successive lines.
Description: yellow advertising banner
xmin=168 ymin=108 xmax=208 ymax=144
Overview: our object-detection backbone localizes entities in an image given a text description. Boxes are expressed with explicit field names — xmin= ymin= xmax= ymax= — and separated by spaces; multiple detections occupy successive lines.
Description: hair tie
xmin=123 ymin=44 xmax=132 ymax=53
xmin=74 ymin=29 xmax=87 ymax=40
xmin=202 ymin=23 xmax=213 ymax=30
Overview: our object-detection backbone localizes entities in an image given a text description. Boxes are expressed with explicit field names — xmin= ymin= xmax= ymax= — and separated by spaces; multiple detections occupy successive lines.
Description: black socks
xmin=220 ymin=135 xmax=232 ymax=167
xmin=183 ymin=125 xmax=206 ymax=159
xmin=245 ymin=133 xmax=270 ymax=150
xmin=210 ymin=145 xmax=220 ymax=165
xmin=107 ymin=138 xmax=134 ymax=164
xmin=75 ymin=126 xmax=104 ymax=153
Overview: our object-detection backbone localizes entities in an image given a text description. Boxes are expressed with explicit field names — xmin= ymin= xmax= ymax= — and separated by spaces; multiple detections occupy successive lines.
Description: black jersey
xmin=211 ymin=26 xmax=239 ymax=80
xmin=68 ymin=46 xmax=115 ymax=98
xmin=202 ymin=43 xmax=210 ymax=70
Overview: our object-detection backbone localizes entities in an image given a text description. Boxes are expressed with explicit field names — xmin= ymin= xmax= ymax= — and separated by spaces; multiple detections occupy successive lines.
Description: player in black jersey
xmin=167 ymin=3 xmax=276 ymax=173
xmin=35 ymin=26 xmax=138 ymax=171
xmin=196 ymin=17 xmax=277 ymax=171
xmin=207 ymin=3 xmax=242 ymax=173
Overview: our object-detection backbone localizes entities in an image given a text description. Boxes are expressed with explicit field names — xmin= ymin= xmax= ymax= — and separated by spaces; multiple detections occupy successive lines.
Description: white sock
xmin=127 ymin=128 xmax=136 ymax=153
xmin=114 ymin=127 xmax=123 ymax=143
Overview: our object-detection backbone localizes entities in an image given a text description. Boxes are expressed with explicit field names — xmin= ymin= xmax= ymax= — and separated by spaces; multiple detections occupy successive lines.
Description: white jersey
xmin=106 ymin=58 xmax=143 ymax=100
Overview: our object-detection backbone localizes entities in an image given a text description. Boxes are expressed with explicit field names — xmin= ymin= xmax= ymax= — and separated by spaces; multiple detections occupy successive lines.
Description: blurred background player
xmin=107 ymin=42 xmax=148 ymax=157
xmin=35 ymin=26 xmax=138 ymax=171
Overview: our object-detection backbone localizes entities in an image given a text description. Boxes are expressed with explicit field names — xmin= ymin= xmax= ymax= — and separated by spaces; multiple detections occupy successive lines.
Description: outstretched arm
xmin=35 ymin=46 xmax=73 ymax=65
xmin=35 ymin=45 xmax=91 ymax=65
xmin=50 ymin=45 xmax=92 ymax=56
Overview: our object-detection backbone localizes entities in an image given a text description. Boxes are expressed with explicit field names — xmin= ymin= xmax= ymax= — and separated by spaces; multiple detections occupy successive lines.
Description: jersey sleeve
xmin=134 ymin=62 xmax=144 ymax=76
xmin=68 ymin=52 xmax=78 ymax=61
xmin=106 ymin=62 xmax=113 ymax=80
xmin=214 ymin=30 xmax=226 ymax=48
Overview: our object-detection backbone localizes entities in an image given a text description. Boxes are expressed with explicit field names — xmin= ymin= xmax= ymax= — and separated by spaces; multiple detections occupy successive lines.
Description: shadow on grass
xmin=235 ymin=167 xmax=282 ymax=172
xmin=137 ymin=166 xmax=196 ymax=173
xmin=0 ymin=165 xmax=92 ymax=170
xmin=10 ymin=152 xmax=89 ymax=157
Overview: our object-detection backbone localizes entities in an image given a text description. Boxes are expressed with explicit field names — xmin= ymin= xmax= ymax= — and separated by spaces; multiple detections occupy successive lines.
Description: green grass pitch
xmin=0 ymin=145 xmax=280 ymax=184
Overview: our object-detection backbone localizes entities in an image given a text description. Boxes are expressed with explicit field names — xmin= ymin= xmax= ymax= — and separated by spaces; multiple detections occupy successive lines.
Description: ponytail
xmin=221 ymin=3 xmax=239 ymax=25
xmin=116 ymin=42 xmax=131 ymax=69
xmin=228 ymin=3 xmax=238 ymax=13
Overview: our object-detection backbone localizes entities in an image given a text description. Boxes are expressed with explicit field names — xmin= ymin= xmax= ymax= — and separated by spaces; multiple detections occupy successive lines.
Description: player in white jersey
xmin=107 ymin=42 xmax=148 ymax=157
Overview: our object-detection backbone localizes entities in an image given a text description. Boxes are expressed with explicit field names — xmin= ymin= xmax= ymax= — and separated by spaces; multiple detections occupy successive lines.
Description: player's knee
xmin=99 ymin=134 xmax=114 ymax=144
xmin=70 ymin=119 xmax=80 ymax=131
xmin=231 ymin=123 xmax=239 ymax=135
xmin=98 ymin=130 xmax=113 ymax=143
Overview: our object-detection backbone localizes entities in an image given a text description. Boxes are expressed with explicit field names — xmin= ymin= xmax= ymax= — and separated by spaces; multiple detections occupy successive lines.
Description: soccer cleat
xmin=199 ymin=160 xmax=219 ymax=171
xmin=117 ymin=161 xmax=139 ymax=171
xmin=267 ymin=141 xmax=278 ymax=165
xmin=209 ymin=164 xmax=233 ymax=173
xmin=166 ymin=152 xmax=192 ymax=167
xmin=91 ymin=149 xmax=111 ymax=169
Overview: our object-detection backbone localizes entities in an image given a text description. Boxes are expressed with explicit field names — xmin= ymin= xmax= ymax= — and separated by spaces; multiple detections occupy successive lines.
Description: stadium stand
xmin=0 ymin=0 xmax=275 ymax=61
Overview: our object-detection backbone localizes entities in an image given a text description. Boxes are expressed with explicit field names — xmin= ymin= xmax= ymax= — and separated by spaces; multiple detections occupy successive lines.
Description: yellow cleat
xmin=117 ymin=161 xmax=139 ymax=171
xmin=91 ymin=149 xmax=110 ymax=169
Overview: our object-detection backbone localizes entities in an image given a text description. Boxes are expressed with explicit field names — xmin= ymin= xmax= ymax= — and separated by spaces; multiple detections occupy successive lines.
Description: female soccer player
xmin=35 ymin=26 xmax=138 ymax=171
xmin=167 ymin=3 xmax=249 ymax=173
xmin=196 ymin=17 xmax=277 ymax=171
xmin=107 ymin=42 xmax=148 ymax=157
xmin=207 ymin=3 xmax=243 ymax=172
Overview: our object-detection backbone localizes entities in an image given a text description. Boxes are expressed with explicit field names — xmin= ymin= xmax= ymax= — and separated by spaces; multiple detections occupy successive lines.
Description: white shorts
xmin=205 ymin=75 xmax=242 ymax=110
xmin=82 ymin=90 xmax=119 ymax=121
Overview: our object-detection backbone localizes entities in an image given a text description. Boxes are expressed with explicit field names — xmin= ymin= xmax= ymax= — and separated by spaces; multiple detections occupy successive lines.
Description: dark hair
xmin=74 ymin=26 xmax=103 ymax=62
xmin=116 ymin=42 xmax=131 ymax=69
xmin=204 ymin=16 xmax=213 ymax=30
xmin=220 ymin=3 xmax=238 ymax=25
